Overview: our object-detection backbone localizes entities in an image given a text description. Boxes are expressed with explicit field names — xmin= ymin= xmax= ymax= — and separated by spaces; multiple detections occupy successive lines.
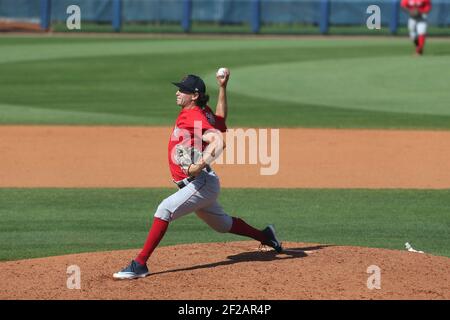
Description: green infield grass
xmin=1 ymin=37 xmax=450 ymax=129
xmin=0 ymin=188 xmax=448 ymax=261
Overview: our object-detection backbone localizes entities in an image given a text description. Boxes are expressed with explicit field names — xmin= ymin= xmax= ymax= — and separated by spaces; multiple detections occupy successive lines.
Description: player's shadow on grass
xmin=151 ymin=245 xmax=331 ymax=276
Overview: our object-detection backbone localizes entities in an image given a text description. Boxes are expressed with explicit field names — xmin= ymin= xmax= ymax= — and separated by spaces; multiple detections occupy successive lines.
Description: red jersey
xmin=168 ymin=105 xmax=227 ymax=182
xmin=401 ymin=0 xmax=431 ymax=14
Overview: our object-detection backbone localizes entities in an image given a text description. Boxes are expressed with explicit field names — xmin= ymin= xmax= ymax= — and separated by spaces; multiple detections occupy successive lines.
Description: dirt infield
xmin=1 ymin=125 xmax=449 ymax=299
xmin=0 ymin=241 xmax=448 ymax=300
xmin=1 ymin=126 xmax=450 ymax=188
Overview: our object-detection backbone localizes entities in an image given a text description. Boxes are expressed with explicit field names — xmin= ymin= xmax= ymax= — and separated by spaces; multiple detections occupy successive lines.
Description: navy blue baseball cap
xmin=172 ymin=74 xmax=206 ymax=94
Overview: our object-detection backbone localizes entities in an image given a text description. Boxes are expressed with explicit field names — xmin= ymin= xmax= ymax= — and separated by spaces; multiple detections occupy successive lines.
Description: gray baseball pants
xmin=154 ymin=169 xmax=233 ymax=233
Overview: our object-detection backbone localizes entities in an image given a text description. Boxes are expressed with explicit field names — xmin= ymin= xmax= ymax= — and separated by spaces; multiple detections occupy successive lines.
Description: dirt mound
xmin=1 ymin=241 xmax=448 ymax=300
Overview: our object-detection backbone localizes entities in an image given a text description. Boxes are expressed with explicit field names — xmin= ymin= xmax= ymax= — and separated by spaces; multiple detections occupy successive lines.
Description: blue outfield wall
xmin=1 ymin=0 xmax=450 ymax=33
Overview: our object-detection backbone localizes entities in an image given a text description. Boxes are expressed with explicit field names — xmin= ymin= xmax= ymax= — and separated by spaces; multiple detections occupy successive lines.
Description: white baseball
xmin=217 ymin=67 xmax=227 ymax=78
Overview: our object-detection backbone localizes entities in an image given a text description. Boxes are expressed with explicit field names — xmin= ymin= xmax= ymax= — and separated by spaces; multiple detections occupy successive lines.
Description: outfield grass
xmin=0 ymin=188 xmax=448 ymax=261
xmin=51 ymin=22 xmax=450 ymax=36
xmin=1 ymin=37 xmax=450 ymax=129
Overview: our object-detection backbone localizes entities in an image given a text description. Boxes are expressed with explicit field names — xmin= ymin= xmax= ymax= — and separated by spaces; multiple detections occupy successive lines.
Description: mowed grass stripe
xmin=1 ymin=37 xmax=450 ymax=128
xmin=0 ymin=38 xmax=410 ymax=64
xmin=0 ymin=188 xmax=448 ymax=261
xmin=225 ymin=56 xmax=450 ymax=116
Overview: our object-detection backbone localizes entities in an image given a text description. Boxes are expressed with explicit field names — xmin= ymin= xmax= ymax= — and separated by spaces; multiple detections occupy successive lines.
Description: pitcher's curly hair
xmin=196 ymin=93 xmax=210 ymax=109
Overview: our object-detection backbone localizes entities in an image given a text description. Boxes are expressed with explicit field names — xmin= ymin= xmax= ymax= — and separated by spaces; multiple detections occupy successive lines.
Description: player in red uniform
xmin=113 ymin=69 xmax=283 ymax=279
xmin=401 ymin=0 xmax=432 ymax=55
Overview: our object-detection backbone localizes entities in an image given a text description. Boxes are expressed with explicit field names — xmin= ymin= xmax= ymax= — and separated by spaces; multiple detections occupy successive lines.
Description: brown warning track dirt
xmin=0 ymin=241 xmax=449 ymax=300
xmin=1 ymin=126 xmax=450 ymax=188
xmin=0 ymin=21 xmax=44 ymax=33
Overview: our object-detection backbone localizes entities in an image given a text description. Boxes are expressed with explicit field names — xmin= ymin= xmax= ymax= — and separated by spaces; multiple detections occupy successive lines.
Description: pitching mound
xmin=1 ymin=241 xmax=449 ymax=300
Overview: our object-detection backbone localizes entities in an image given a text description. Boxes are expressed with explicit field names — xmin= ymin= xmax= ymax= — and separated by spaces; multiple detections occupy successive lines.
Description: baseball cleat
xmin=261 ymin=225 xmax=283 ymax=253
xmin=113 ymin=260 xmax=150 ymax=280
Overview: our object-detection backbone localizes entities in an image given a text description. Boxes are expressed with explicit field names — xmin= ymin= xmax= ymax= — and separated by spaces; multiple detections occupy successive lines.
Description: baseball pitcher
xmin=114 ymin=69 xmax=283 ymax=280
xmin=401 ymin=0 xmax=432 ymax=55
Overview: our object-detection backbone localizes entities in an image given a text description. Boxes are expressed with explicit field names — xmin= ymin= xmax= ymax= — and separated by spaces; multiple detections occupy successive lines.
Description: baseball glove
xmin=174 ymin=144 xmax=203 ymax=175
